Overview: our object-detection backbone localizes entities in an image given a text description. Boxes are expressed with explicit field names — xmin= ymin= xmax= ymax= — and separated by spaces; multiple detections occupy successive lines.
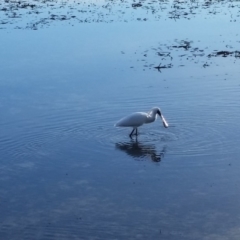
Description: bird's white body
xmin=115 ymin=107 xmax=168 ymax=137
xmin=115 ymin=111 xmax=158 ymax=127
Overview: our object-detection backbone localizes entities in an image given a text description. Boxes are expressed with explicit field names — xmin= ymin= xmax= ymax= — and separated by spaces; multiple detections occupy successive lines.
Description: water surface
xmin=1 ymin=1 xmax=240 ymax=239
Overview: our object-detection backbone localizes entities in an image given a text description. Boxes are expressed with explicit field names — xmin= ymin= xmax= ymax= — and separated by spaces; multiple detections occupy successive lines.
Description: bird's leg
xmin=129 ymin=128 xmax=136 ymax=138
xmin=135 ymin=128 xmax=138 ymax=136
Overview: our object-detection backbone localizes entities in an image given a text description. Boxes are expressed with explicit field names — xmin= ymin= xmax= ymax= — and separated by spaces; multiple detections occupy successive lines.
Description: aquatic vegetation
xmin=0 ymin=0 xmax=240 ymax=29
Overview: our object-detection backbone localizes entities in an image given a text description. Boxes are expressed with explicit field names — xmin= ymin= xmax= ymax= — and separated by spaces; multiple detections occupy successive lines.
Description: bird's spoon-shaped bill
xmin=161 ymin=115 xmax=168 ymax=128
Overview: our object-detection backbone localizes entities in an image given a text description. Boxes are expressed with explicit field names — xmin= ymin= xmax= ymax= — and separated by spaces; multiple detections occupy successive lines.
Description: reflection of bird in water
xmin=115 ymin=140 xmax=166 ymax=162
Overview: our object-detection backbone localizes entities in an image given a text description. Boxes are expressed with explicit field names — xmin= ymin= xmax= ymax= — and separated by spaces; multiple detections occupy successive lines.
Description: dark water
xmin=1 ymin=1 xmax=240 ymax=239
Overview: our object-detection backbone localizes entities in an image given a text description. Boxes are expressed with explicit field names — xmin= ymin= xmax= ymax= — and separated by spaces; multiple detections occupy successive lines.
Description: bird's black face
xmin=157 ymin=109 xmax=162 ymax=116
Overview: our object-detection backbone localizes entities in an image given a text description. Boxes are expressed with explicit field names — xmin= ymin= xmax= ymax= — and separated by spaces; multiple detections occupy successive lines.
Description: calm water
xmin=1 ymin=1 xmax=240 ymax=239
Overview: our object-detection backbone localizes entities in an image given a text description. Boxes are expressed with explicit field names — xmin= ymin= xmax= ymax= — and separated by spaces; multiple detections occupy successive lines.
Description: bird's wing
xmin=115 ymin=112 xmax=147 ymax=127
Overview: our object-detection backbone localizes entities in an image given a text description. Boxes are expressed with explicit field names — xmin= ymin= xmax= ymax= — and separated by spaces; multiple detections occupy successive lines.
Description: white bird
xmin=115 ymin=107 xmax=168 ymax=138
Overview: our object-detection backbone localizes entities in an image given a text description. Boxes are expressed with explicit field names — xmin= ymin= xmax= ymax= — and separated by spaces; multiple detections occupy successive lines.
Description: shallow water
xmin=1 ymin=1 xmax=240 ymax=239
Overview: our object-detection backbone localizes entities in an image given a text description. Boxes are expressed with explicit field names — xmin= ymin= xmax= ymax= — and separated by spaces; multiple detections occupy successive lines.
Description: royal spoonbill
xmin=115 ymin=107 xmax=168 ymax=138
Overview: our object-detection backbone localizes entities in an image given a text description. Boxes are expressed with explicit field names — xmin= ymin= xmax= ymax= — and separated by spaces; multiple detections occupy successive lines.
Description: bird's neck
xmin=145 ymin=112 xmax=157 ymax=124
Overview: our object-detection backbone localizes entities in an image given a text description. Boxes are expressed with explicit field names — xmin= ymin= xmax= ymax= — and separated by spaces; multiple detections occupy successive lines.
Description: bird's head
xmin=152 ymin=107 xmax=168 ymax=128
xmin=156 ymin=108 xmax=161 ymax=116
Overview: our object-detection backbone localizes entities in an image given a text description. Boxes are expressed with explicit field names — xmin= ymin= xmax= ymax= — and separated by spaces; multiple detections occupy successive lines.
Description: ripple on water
xmin=165 ymin=112 xmax=239 ymax=157
xmin=1 ymin=98 xmax=239 ymax=162
xmin=78 ymin=104 xmax=240 ymax=158
xmin=0 ymin=108 xmax=83 ymax=161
